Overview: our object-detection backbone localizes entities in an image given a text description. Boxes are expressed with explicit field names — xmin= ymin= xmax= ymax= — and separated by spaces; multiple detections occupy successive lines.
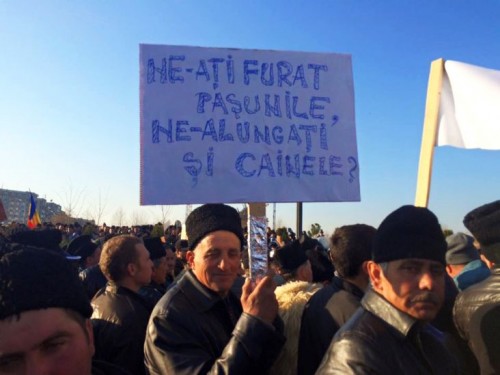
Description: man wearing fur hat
xmin=453 ymin=200 xmax=500 ymax=374
xmin=317 ymin=206 xmax=458 ymax=374
xmin=0 ymin=243 xmax=130 ymax=375
xmin=144 ymin=203 xmax=285 ymax=375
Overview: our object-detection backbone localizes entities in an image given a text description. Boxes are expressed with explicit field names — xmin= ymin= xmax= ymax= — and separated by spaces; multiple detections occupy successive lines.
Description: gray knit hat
xmin=445 ymin=232 xmax=480 ymax=265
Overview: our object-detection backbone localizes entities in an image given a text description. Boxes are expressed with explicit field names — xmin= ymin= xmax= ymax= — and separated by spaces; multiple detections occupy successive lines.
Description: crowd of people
xmin=1 ymin=200 xmax=499 ymax=374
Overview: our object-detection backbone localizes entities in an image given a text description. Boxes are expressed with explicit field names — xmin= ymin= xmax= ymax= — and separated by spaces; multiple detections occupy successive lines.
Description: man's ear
xmin=186 ymin=250 xmax=195 ymax=268
xmin=445 ymin=264 xmax=454 ymax=276
xmin=127 ymin=262 xmax=137 ymax=277
xmin=367 ymin=261 xmax=383 ymax=292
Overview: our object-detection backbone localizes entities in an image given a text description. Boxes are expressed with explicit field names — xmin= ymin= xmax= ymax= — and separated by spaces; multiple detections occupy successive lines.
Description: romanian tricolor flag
xmin=27 ymin=194 xmax=41 ymax=229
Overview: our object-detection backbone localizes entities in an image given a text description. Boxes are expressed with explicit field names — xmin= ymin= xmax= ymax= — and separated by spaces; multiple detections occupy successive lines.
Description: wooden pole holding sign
xmin=415 ymin=58 xmax=445 ymax=208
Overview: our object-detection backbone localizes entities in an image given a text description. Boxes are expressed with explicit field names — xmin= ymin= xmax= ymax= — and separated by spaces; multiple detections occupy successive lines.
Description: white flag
xmin=437 ymin=60 xmax=500 ymax=149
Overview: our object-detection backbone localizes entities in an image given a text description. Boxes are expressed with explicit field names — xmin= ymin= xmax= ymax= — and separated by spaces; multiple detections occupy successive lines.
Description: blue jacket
xmin=454 ymin=259 xmax=490 ymax=291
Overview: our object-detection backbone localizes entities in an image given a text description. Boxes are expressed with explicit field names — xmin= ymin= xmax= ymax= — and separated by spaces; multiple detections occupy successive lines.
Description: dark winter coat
xmin=144 ymin=270 xmax=285 ymax=375
xmin=91 ymin=283 xmax=152 ymax=375
xmin=316 ymin=289 xmax=459 ymax=375
xmin=297 ymin=276 xmax=364 ymax=375
xmin=453 ymin=267 xmax=500 ymax=374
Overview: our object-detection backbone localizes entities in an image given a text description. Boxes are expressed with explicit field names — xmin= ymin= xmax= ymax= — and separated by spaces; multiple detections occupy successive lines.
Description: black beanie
xmin=463 ymin=200 xmax=500 ymax=262
xmin=143 ymin=237 xmax=166 ymax=260
xmin=67 ymin=235 xmax=98 ymax=259
xmin=0 ymin=247 xmax=93 ymax=320
xmin=7 ymin=229 xmax=62 ymax=252
xmin=373 ymin=205 xmax=446 ymax=265
xmin=186 ymin=204 xmax=244 ymax=250
xmin=274 ymin=240 xmax=309 ymax=274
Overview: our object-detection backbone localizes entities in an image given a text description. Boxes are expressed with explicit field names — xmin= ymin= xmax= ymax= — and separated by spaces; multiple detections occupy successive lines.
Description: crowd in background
xmin=1 ymin=200 xmax=499 ymax=375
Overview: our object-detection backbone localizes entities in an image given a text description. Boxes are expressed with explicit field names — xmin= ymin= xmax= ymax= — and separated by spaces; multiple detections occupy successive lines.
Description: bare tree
xmin=113 ymin=207 xmax=125 ymax=227
xmin=130 ymin=208 xmax=149 ymax=226
xmin=158 ymin=205 xmax=171 ymax=226
xmin=58 ymin=182 xmax=86 ymax=220
xmin=92 ymin=189 xmax=108 ymax=226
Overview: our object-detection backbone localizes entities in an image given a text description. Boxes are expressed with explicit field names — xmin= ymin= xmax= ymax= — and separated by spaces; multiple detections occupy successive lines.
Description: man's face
xmin=187 ymin=230 xmax=241 ymax=296
xmin=0 ymin=308 xmax=94 ymax=375
xmin=165 ymin=248 xmax=176 ymax=275
xmin=132 ymin=243 xmax=153 ymax=287
xmin=176 ymin=248 xmax=188 ymax=261
xmin=369 ymin=258 xmax=445 ymax=322
xmin=151 ymin=256 xmax=168 ymax=285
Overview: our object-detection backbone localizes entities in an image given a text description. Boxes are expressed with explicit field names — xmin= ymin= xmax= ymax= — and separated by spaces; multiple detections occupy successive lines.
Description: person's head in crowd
xmin=299 ymin=234 xmax=333 ymax=283
xmin=174 ymin=220 xmax=182 ymax=236
xmin=185 ymin=204 xmax=244 ymax=297
xmin=99 ymin=234 xmax=153 ymax=293
xmin=0 ymin=246 xmax=95 ymax=375
xmin=445 ymin=232 xmax=490 ymax=291
xmin=143 ymin=237 xmax=168 ymax=286
xmin=175 ymin=239 xmax=189 ymax=261
xmin=368 ymin=205 xmax=447 ymax=322
xmin=6 ymin=228 xmax=63 ymax=252
xmin=463 ymin=199 xmax=500 ymax=269
xmin=445 ymin=232 xmax=480 ymax=277
xmin=330 ymin=224 xmax=376 ymax=289
xmin=165 ymin=245 xmax=176 ymax=278
xmin=67 ymin=235 xmax=101 ymax=270
xmin=273 ymin=240 xmax=313 ymax=283
xmin=275 ymin=227 xmax=288 ymax=247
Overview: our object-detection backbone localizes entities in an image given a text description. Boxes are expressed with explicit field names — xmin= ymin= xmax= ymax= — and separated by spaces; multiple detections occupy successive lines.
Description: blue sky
xmin=1 ymin=0 xmax=500 ymax=234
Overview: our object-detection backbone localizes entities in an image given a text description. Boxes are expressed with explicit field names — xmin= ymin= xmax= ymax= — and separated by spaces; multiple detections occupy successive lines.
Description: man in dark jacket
xmin=453 ymin=200 xmax=500 ymax=374
xmin=144 ymin=204 xmax=285 ymax=375
xmin=91 ymin=235 xmax=153 ymax=375
xmin=317 ymin=205 xmax=458 ymax=374
xmin=297 ymin=224 xmax=375 ymax=375
xmin=140 ymin=237 xmax=168 ymax=307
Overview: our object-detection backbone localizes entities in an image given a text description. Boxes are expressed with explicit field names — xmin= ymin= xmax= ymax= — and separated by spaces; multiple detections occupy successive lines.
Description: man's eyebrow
xmin=38 ymin=331 xmax=72 ymax=346
xmin=399 ymin=260 xmax=423 ymax=266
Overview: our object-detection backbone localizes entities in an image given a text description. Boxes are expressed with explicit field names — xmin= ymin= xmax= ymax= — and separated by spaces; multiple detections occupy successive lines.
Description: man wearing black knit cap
xmin=317 ymin=205 xmax=458 ymax=375
xmin=145 ymin=203 xmax=285 ymax=375
xmin=453 ymin=200 xmax=500 ymax=374
xmin=0 ymin=245 xmax=130 ymax=375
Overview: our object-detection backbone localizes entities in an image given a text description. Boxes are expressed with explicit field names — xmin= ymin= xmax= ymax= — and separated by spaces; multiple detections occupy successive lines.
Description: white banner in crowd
xmin=437 ymin=60 xmax=500 ymax=149
xmin=140 ymin=44 xmax=359 ymax=205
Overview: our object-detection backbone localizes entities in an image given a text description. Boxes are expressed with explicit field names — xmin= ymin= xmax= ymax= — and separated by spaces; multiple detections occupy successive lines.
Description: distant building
xmin=0 ymin=188 xmax=62 ymax=224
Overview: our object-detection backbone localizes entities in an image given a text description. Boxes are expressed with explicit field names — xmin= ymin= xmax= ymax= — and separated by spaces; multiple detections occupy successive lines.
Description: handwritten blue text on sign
xmin=140 ymin=44 xmax=360 ymax=205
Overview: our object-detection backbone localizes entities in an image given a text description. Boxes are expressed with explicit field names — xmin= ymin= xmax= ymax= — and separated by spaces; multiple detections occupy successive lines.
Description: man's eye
xmin=41 ymin=339 xmax=66 ymax=354
xmin=0 ymin=356 xmax=23 ymax=372
xmin=401 ymin=265 xmax=419 ymax=273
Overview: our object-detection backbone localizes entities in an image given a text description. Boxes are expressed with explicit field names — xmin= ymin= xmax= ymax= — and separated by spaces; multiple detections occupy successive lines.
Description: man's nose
xmin=419 ymin=271 xmax=434 ymax=290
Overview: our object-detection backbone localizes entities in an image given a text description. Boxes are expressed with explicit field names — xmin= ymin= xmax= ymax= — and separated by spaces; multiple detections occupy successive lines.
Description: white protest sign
xmin=140 ymin=44 xmax=360 ymax=205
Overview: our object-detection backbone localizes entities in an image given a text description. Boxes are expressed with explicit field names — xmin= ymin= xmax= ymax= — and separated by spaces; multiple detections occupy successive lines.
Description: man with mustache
xmin=316 ymin=205 xmax=458 ymax=374
xmin=144 ymin=204 xmax=285 ymax=374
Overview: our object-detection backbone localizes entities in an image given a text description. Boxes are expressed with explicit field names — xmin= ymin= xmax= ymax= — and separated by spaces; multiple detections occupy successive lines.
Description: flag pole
xmin=415 ymin=58 xmax=445 ymax=208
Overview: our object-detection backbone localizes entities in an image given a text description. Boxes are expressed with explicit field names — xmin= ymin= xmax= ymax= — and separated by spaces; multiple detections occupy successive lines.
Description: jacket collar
xmin=179 ymin=270 xmax=231 ymax=312
xmin=361 ymin=288 xmax=420 ymax=337
xmin=332 ymin=275 xmax=365 ymax=299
